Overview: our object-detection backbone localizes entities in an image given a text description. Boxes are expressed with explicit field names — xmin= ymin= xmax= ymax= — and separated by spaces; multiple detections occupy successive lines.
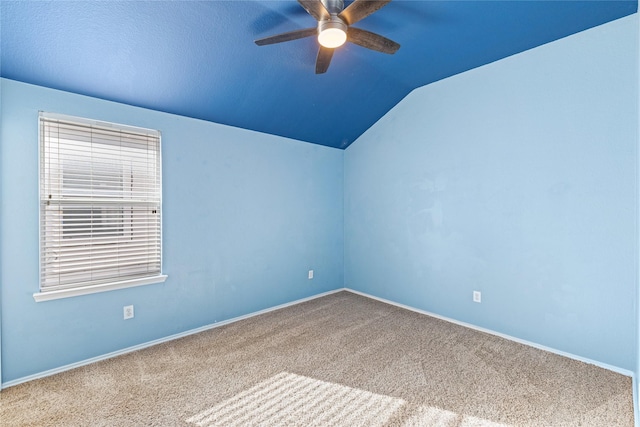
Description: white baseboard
xmin=1 ymin=288 xmax=345 ymax=390
xmin=344 ymin=288 xmax=634 ymax=378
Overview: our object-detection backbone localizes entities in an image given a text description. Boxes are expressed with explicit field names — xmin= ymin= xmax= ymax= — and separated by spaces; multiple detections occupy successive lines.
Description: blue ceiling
xmin=1 ymin=1 xmax=636 ymax=149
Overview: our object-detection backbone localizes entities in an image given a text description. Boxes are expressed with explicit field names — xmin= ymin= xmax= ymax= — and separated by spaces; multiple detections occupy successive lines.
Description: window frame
xmin=34 ymin=112 xmax=167 ymax=302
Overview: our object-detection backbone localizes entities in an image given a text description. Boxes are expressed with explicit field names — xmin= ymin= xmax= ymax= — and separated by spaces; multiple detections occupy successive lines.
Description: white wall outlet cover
xmin=473 ymin=291 xmax=482 ymax=303
xmin=124 ymin=305 xmax=134 ymax=319
xmin=308 ymin=270 xmax=314 ymax=279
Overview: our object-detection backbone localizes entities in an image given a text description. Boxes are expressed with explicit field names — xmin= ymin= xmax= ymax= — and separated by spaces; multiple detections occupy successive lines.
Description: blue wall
xmin=636 ymin=5 xmax=640 ymax=413
xmin=345 ymin=15 xmax=638 ymax=371
xmin=0 ymin=70 xmax=3 ymax=385
xmin=0 ymin=78 xmax=344 ymax=383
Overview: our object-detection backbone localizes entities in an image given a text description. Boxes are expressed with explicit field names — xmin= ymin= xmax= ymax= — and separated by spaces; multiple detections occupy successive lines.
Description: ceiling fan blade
xmin=338 ymin=0 xmax=391 ymax=25
xmin=255 ymin=27 xmax=317 ymax=46
xmin=347 ymin=27 xmax=400 ymax=54
xmin=297 ymin=0 xmax=330 ymax=21
xmin=315 ymin=46 xmax=335 ymax=74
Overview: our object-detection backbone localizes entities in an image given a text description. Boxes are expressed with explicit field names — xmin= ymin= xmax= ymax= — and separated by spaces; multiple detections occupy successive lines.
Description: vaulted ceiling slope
xmin=1 ymin=1 xmax=636 ymax=149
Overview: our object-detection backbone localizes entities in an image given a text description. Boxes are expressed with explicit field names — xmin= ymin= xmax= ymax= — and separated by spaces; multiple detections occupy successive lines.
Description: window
xmin=35 ymin=112 xmax=166 ymax=302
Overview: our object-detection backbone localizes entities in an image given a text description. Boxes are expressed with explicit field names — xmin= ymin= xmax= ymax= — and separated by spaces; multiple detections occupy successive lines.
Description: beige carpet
xmin=0 ymin=291 xmax=634 ymax=426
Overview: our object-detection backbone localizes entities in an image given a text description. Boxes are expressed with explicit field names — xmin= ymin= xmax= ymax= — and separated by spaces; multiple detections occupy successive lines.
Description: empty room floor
xmin=0 ymin=291 xmax=633 ymax=426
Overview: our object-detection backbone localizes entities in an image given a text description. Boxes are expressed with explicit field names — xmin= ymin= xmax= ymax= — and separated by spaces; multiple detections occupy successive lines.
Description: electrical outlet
xmin=308 ymin=270 xmax=314 ymax=280
xmin=473 ymin=291 xmax=481 ymax=303
xmin=123 ymin=305 xmax=134 ymax=319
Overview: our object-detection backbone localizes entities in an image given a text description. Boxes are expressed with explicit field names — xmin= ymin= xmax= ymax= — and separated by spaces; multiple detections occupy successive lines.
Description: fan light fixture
xmin=318 ymin=27 xmax=346 ymax=48
xmin=318 ymin=18 xmax=347 ymax=48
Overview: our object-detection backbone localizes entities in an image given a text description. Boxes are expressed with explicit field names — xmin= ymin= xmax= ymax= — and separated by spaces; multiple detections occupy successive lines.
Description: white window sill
xmin=33 ymin=275 xmax=168 ymax=302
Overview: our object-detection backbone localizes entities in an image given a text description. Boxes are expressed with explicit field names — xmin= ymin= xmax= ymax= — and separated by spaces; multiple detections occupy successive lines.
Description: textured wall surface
xmin=0 ymin=78 xmax=344 ymax=382
xmin=345 ymin=15 xmax=639 ymax=371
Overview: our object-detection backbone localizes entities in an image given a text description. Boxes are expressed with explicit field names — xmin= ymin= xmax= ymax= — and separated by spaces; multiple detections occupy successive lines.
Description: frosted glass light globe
xmin=318 ymin=28 xmax=347 ymax=48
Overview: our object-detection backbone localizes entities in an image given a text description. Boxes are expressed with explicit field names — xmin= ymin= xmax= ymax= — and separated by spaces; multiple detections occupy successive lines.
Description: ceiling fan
xmin=255 ymin=0 xmax=400 ymax=74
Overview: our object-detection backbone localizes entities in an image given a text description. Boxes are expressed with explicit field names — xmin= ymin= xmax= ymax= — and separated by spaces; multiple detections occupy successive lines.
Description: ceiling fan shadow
xmin=250 ymin=3 xmax=309 ymax=34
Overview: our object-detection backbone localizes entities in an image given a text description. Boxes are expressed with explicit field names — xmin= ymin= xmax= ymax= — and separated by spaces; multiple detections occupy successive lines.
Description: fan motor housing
xmin=318 ymin=16 xmax=348 ymax=48
xmin=318 ymin=16 xmax=348 ymax=34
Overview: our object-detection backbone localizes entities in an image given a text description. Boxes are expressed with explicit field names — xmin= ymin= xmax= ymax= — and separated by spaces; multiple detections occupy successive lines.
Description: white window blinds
xmin=39 ymin=112 xmax=163 ymax=294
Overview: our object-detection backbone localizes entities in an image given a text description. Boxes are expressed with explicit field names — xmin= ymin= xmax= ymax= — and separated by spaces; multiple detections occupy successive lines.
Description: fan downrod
xmin=321 ymin=0 xmax=344 ymax=14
